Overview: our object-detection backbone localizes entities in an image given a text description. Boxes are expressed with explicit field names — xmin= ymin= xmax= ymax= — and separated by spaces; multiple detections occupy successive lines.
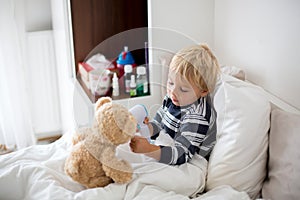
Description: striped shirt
xmin=150 ymin=95 xmax=217 ymax=165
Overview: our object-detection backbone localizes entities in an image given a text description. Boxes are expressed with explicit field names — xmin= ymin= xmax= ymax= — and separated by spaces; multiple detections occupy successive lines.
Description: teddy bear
xmin=64 ymin=97 xmax=137 ymax=188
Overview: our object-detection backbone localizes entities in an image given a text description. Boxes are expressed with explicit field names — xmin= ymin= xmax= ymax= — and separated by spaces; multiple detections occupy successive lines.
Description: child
xmin=130 ymin=44 xmax=220 ymax=165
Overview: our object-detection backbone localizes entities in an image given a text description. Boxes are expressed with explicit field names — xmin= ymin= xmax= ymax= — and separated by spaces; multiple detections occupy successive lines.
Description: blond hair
xmin=169 ymin=44 xmax=220 ymax=92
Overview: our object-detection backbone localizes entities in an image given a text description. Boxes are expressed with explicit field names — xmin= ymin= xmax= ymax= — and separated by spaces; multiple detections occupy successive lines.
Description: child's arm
xmin=148 ymin=95 xmax=170 ymax=139
xmin=160 ymin=112 xmax=213 ymax=165
xmin=129 ymin=96 xmax=169 ymax=160
xmin=129 ymin=135 xmax=161 ymax=161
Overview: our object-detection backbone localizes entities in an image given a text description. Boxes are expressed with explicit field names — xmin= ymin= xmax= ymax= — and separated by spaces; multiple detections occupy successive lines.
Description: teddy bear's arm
xmin=101 ymin=148 xmax=133 ymax=184
xmin=72 ymin=127 xmax=92 ymax=145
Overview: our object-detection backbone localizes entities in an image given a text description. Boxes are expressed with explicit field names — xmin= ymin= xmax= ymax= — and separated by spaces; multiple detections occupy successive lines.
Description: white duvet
xmin=0 ymin=132 xmax=249 ymax=200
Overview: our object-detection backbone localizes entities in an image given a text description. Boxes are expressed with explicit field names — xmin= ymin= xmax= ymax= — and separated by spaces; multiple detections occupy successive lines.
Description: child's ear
xmin=200 ymin=90 xmax=209 ymax=97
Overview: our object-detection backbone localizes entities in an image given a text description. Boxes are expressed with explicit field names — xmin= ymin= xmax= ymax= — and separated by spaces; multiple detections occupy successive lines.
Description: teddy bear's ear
xmin=95 ymin=97 xmax=112 ymax=111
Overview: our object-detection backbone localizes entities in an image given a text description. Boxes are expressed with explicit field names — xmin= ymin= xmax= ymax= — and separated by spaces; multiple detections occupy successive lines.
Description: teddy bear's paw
xmin=85 ymin=176 xmax=113 ymax=188
xmin=102 ymin=161 xmax=133 ymax=184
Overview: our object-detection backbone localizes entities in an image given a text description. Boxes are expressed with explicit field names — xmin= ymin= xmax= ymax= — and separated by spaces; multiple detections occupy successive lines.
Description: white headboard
xmin=261 ymin=87 xmax=300 ymax=115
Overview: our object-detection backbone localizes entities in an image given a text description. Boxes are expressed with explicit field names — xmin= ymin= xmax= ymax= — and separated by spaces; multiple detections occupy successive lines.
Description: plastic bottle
xmin=124 ymin=64 xmax=133 ymax=94
xmin=136 ymin=66 xmax=148 ymax=96
xmin=129 ymin=75 xmax=137 ymax=97
xmin=112 ymin=72 xmax=119 ymax=96
xmin=116 ymin=46 xmax=136 ymax=77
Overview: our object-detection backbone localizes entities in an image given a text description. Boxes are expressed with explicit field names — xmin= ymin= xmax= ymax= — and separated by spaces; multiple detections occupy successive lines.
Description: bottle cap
xmin=136 ymin=66 xmax=146 ymax=75
xmin=116 ymin=46 xmax=135 ymax=65
xmin=124 ymin=64 xmax=133 ymax=73
xmin=112 ymin=72 xmax=118 ymax=81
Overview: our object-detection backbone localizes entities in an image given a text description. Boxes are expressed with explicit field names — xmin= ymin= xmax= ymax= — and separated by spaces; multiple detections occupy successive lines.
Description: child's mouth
xmin=172 ymin=98 xmax=179 ymax=104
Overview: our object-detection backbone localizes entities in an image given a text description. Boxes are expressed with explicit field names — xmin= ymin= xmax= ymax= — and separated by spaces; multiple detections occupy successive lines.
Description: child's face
xmin=167 ymin=68 xmax=208 ymax=107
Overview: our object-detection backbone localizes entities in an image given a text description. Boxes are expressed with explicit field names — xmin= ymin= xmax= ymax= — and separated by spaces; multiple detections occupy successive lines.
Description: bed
xmin=0 ymin=72 xmax=299 ymax=200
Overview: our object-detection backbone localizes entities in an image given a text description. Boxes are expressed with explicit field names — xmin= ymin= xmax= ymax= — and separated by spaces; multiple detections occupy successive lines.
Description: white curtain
xmin=0 ymin=0 xmax=36 ymax=149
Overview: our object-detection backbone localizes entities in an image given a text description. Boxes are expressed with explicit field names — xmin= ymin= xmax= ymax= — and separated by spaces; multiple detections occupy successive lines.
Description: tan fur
xmin=64 ymin=97 xmax=137 ymax=188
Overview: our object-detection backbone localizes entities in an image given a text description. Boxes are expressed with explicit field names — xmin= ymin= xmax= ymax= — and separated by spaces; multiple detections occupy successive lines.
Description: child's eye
xmin=180 ymin=88 xmax=189 ymax=92
xmin=168 ymin=81 xmax=174 ymax=85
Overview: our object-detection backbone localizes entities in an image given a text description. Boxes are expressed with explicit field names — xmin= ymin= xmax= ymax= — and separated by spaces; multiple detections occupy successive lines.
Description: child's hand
xmin=130 ymin=136 xmax=161 ymax=161
xmin=143 ymin=117 xmax=149 ymax=124
xmin=130 ymin=136 xmax=150 ymax=153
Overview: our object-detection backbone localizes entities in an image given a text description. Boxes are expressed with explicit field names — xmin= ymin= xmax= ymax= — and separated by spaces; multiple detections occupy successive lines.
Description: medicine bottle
xmin=129 ymin=75 xmax=137 ymax=97
xmin=136 ymin=66 xmax=148 ymax=96
xmin=112 ymin=72 xmax=119 ymax=97
xmin=124 ymin=64 xmax=133 ymax=94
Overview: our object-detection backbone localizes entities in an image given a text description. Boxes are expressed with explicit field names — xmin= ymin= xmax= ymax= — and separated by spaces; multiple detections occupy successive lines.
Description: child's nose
xmin=170 ymin=88 xmax=178 ymax=97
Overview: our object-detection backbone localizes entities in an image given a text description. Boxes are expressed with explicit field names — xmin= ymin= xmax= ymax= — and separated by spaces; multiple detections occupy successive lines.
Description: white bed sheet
xmin=0 ymin=131 xmax=249 ymax=200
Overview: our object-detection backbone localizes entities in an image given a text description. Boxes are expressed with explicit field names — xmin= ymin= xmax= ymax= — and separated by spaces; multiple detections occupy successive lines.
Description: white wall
xmin=149 ymin=0 xmax=215 ymax=52
xmin=214 ymin=0 xmax=300 ymax=110
xmin=25 ymin=0 xmax=52 ymax=32
xmin=148 ymin=0 xmax=215 ymax=104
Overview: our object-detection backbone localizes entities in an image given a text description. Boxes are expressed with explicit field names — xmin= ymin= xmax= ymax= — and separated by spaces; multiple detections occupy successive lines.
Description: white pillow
xmin=206 ymin=75 xmax=270 ymax=199
xmin=220 ymin=65 xmax=246 ymax=81
xmin=262 ymin=109 xmax=300 ymax=200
